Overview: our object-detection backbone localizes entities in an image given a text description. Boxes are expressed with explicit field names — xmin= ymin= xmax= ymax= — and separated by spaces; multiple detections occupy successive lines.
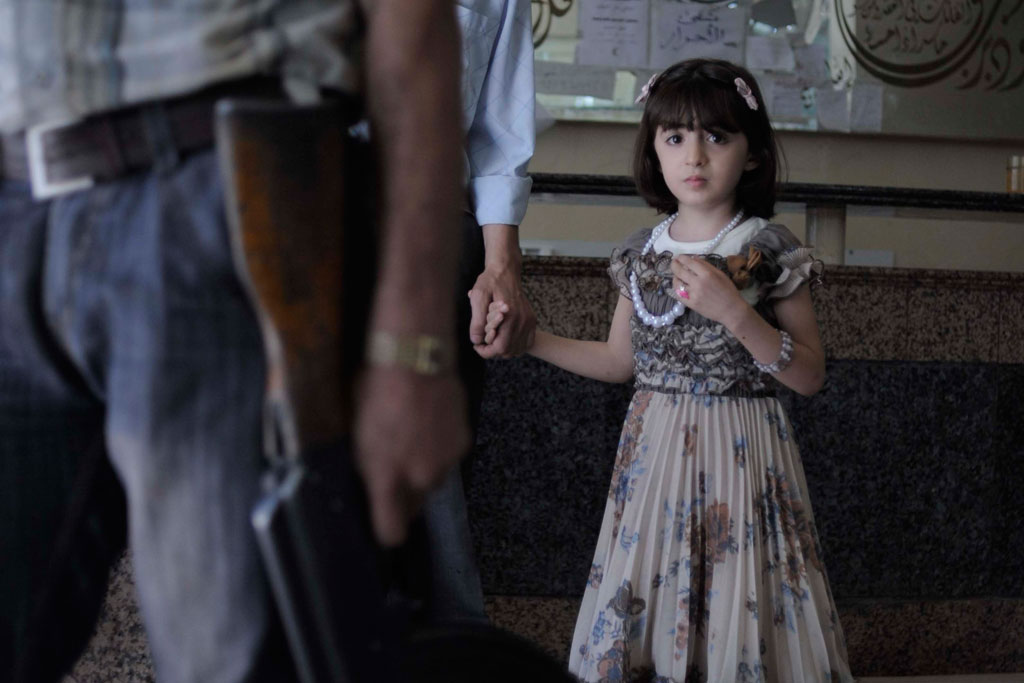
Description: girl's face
xmin=652 ymin=122 xmax=757 ymax=215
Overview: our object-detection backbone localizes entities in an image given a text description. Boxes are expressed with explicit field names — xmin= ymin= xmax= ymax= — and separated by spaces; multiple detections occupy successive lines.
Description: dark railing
xmin=531 ymin=172 xmax=1024 ymax=213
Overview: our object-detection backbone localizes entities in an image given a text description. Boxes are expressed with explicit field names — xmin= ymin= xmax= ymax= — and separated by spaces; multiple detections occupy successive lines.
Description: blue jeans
xmin=0 ymin=149 xmax=294 ymax=682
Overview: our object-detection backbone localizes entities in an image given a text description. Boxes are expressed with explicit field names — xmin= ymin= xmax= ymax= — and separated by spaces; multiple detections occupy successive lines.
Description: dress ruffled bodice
xmin=608 ymin=220 xmax=820 ymax=397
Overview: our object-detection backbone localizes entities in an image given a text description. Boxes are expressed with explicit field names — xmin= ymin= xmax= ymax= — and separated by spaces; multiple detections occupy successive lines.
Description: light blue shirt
xmin=457 ymin=0 xmax=535 ymax=227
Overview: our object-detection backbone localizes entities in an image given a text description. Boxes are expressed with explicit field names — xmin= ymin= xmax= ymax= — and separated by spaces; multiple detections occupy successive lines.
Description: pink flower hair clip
xmin=734 ymin=77 xmax=758 ymax=111
xmin=635 ymin=72 xmax=660 ymax=105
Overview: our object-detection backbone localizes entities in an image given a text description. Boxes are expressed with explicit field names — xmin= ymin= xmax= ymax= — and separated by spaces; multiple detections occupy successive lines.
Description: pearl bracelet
xmin=752 ymin=330 xmax=793 ymax=374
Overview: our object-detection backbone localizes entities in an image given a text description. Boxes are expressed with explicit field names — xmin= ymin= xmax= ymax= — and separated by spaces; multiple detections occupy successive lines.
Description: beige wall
xmin=522 ymin=122 xmax=1024 ymax=271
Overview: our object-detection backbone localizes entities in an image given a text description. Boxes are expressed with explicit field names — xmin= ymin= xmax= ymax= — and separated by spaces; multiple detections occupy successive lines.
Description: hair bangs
xmin=646 ymin=78 xmax=744 ymax=134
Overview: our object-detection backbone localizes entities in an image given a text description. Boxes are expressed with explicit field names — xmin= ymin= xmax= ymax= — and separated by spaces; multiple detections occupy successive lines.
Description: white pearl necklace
xmin=629 ymin=210 xmax=745 ymax=328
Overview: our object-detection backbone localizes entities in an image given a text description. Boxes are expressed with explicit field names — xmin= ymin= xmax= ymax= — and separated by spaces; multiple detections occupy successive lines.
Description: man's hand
xmin=354 ymin=367 xmax=469 ymax=547
xmin=469 ymin=223 xmax=536 ymax=358
xmin=359 ymin=0 xmax=463 ymax=547
xmin=468 ymin=265 xmax=536 ymax=358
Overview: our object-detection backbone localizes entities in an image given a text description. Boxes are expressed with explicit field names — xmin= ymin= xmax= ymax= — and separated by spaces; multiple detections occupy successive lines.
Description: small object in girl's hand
xmin=726 ymin=247 xmax=763 ymax=289
xmin=676 ymin=287 xmax=689 ymax=300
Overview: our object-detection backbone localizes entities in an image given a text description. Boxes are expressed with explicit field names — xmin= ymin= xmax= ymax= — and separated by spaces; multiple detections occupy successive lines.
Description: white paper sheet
xmin=535 ymin=60 xmax=618 ymax=99
xmin=794 ymin=44 xmax=829 ymax=86
xmin=762 ymin=75 xmax=805 ymax=120
xmin=815 ymin=87 xmax=850 ymax=131
xmin=745 ymin=35 xmax=796 ymax=72
xmin=578 ymin=0 xmax=649 ymax=68
xmin=650 ymin=3 xmax=747 ymax=68
xmin=850 ymin=83 xmax=883 ymax=132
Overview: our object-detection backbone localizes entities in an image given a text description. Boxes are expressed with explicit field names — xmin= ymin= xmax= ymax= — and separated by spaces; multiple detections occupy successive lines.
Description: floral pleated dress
xmin=569 ymin=218 xmax=853 ymax=683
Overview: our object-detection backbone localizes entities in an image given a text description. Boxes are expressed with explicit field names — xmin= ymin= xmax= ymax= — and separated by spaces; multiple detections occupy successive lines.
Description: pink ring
xmin=676 ymin=287 xmax=690 ymax=300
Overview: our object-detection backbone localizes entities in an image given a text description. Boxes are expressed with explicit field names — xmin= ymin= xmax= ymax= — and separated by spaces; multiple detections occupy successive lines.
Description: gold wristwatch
xmin=366 ymin=331 xmax=453 ymax=376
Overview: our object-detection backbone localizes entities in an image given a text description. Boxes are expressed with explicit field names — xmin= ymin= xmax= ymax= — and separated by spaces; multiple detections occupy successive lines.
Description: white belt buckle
xmin=25 ymin=119 xmax=95 ymax=200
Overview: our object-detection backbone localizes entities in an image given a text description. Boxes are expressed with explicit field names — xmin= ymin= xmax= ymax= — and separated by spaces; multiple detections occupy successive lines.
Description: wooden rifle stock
xmin=215 ymin=97 xmax=576 ymax=683
xmin=215 ymin=98 xmax=398 ymax=683
xmin=216 ymin=98 xmax=370 ymax=455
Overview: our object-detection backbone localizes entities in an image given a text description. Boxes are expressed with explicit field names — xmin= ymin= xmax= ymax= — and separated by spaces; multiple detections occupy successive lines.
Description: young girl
xmin=486 ymin=59 xmax=853 ymax=682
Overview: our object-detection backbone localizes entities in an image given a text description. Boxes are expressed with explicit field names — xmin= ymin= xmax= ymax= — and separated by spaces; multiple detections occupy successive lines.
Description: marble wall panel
xmin=781 ymin=361 xmax=1014 ymax=599
xmin=999 ymin=289 xmax=1024 ymax=363
xmin=807 ymin=267 xmax=1022 ymax=364
xmin=993 ymin=364 xmax=1024 ymax=589
xmin=522 ymin=258 xmax=1024 ymax=365
xmin=471 ymin=358 xmax=1021 ymax=602
xmin=520 ymin=257 xmax=613 ymax=341
xmin=812 ymin=279 xmax=909 ymax=361
xmin=906 ymin=287 xmax=1001 ymax=363
xmin=469 ymin=357 xmax=632 ymax=596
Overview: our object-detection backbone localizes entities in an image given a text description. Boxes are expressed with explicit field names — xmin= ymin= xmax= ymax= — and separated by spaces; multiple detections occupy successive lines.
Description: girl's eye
xmin=706 ymin=131 xmax=726 ymax=144
xmin=666 ymin=134 xmax=682 ymax=144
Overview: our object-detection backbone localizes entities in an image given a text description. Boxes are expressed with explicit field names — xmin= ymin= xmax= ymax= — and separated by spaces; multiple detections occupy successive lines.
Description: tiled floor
xmin=483 ymin=596 xmax=1024 ymax=681
xmin=64 ymin=581 xmax=1024 ymax=682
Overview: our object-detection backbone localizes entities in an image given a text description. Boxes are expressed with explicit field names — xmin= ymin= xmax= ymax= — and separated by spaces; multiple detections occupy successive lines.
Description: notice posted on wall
xmin=536 ymin=60 xmax=618 ymax=99
xmin=577 ymin=0 xmax=649 ymax=68
xmin=650 ymin=3 xmax=747 ymax=68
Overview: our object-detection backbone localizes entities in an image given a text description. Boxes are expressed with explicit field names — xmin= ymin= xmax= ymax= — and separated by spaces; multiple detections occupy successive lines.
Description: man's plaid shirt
xmin=0 ymin=0 xmax=366 ymax=134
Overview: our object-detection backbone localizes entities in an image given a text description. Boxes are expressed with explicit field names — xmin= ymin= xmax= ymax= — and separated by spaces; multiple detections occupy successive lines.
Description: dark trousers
xmin=419 ymin=211 xmax=488 ymax=623
xmin=456 ymin=210 xmax=487 ymax=444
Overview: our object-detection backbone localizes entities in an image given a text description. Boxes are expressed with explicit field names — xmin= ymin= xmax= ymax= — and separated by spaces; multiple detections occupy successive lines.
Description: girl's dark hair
xmin=632 ymin=59 xmax=784 ymax=218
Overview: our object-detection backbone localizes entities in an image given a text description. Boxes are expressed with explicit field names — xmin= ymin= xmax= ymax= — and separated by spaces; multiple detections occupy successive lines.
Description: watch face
xmin=368 ymin=332 xmax=450 ymax=375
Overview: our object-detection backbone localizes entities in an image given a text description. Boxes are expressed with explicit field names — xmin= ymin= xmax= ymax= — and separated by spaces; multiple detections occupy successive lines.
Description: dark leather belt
xmin=0 ymin=78 xmax=291 ymax=200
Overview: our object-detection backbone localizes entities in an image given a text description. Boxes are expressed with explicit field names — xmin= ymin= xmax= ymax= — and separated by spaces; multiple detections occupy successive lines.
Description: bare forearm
xmin=528 ymin=330 xmax=634 ymax=383
xmin=363 ymin=0 xmax=462 ymax=335
xmin=723 ymin=305 xmax=825 ymax=396
xmin=482 ymin=223 xmax=522 ymax=275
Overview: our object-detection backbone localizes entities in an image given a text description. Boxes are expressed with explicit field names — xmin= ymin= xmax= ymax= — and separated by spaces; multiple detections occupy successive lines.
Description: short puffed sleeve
xmin=608 ymin=227 xmax=654 ymax=299
xmin=747 ymin=223 xmax=821 ymax=300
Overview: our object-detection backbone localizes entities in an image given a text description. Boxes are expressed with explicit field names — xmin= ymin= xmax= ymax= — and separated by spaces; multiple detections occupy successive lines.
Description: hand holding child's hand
xmin=468 ymin=257 xmax=537 ymax=358
xmin=671 ymin=254 xmax=747 ymax=326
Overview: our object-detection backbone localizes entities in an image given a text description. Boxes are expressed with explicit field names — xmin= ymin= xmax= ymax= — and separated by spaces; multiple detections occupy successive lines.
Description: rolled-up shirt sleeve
xmin=464 ymin=0 xmax=535 ymax=227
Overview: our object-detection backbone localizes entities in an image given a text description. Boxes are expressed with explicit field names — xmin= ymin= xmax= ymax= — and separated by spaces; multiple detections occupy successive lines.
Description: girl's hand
xmin=670 ymin=254 xmax=748 ymax=326
xmin=483 ymin=300 xmax=509 ymax=346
